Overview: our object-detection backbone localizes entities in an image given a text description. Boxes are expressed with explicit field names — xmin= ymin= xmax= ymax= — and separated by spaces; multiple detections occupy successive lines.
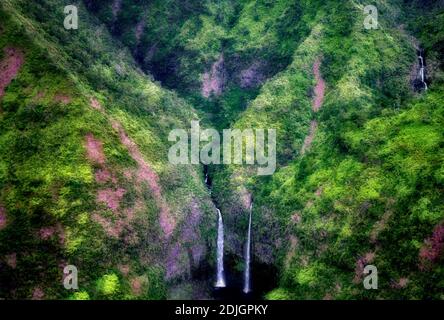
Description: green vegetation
xmin=0 ymin=0 xmax=216 ymax=299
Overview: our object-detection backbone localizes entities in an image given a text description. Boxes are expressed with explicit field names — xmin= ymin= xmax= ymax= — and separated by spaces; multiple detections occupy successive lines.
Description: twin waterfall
xmin=207 ymin=167 xmax=253 ymax=294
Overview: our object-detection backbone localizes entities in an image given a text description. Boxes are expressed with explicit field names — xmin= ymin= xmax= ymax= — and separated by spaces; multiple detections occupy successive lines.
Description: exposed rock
xmin=38 ymin=223 xmax=65 ymax=245
xmin=239 ymin=61 xmax=265 ymax=88
xmin=95 ymin=168 xmax=115 ymax=184
xmin=166 ymin=243 xmax=186 ymax=280
xmin=135 ymin=20 xmax=145 ymax=43
xmin=312 ymin=58 xmax=325 ymax=112
xmin=118 ymin=264 xmax=130 ymax=276
xmin=201 ymin=54 xmax=226 ymax=98
xmin=0 ymin=206 xmax=7 ymax=230
xmin=111 ymin=120 xmax=175 ymax=237
xmin=5 ymin=253 xmax=17 ymax=269
xmin=92 ymin=213 xmax=124 ymax=238
xmin=165 ymin=199 xmax=207 ymax=281
xmin=85 ymin=133 xmax=106 ymax=165
xmin=291 ymin=212 xmax=301 ymax=224
xmin=97 ymin=188 xmax=126 ymax=211
xmin=39 ymin=226 xmax=56 ymax=240
xmin=419 ymin=222 xmax=444 ymax=270
xmin=32 ymin=287 xmax=44 ymax=300
xmin=391 ymin=277 xmax=409 ymax=289
xmin=300 ymin=120 xmax=318 ymax=155
xmin=284 ymin=235 xmax=298 ymax=268
xmin=54 ymin=94 xmax=71 ymax=104
xmin=90 ymin=97 xmax=103 ymax=111
xmin=0 ymin=47 xmax=24 ymax=99
xmin=130 ymin=275 xmax=148 ymax=296
xmin=370 ymin=209 xmax=393 ymax=243
xmin=353 ymin=251 xmax=375 ymax=284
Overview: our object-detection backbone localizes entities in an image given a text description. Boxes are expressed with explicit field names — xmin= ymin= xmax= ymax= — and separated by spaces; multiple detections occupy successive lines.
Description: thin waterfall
xmin=215 ymin=208 xmax=226 ymax=287
xmin=418 ymin=50 xmax=428 ymax=90
xmin=204 ymin=166 xmax=226 ymax=288
xmin=243 ymin=202 xmax=253 ymax=294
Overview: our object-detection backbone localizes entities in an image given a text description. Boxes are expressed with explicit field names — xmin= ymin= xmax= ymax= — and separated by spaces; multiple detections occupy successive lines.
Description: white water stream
xmin=243 ymin=203 xmax=253 ymax=293
xmin=215 ymin=208 xmax=226 ymax=288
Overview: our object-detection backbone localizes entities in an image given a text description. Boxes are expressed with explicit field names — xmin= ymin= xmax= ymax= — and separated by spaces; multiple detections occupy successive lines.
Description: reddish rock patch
xmin=323 ymin=293 xmax=333 ymax=300
xmin=90 ymin=98 xmax=103 ymax=111
xmin=131 ymin=277 xmax=142 ymax=295
xmin=166 ymin=243 xmax=183 ymax=280
xmin=54 ymin=94 xmax=71 ymax=104
xmin=0 ymin=206 xmax=7 ymax=230
xmin=39 ymin=226 xmax=56 ymax=240
xmin=32 ymin=287 xmax=44 ymax=300
xmin=0 ymin=47 xmax=24 ymax=99
xmin=85 ymin=133 xmax=106 ymax=165
xmin=315 ymin=186 xmax=323 ymax=197
xmin=353 ymin=251 xmax=375 ymax=284
xmin=370 ymin=210 xmax=392 ymax=243
xmin=419 ymin=223 xmax=444 ymax=270
xmin=300 ymin=57 xmax=325 ymax=157
xmin=239 ymin=62 xmax=265 ymax=88
xmin=97 ymin=188 xmax=126 ymax=211
xmin=5 ymin=253 xmax=17 ymax=269
xmin=312 ymin=58 xmax=325 ymax=112
xmin=95 ymin=168 xmax=117 ymax=184
xmin=112 ymin=120 xmax=175 ymax=237
xmin=285 ymin=235 xmax=298 ymax=268
xmin=135 ymin=20 xmax=145 ymax=42
xmin=301 ymin=120 xmax=318 ymax=155
xmin=291 ymin=212 xmax=301 ymax=224
xmin=391 ymin=277 xmax=409 ymax=289
xmin=202 ymin=54 xmax=226 ymax=98
xmin=180 ymin=200 xmax=205 ymax=266
xmin=95 ymin=168 xmax=111 ymax=183
xmin=92 ymin=213 xmax=124 ymax=238
xmin=240 ymin=189 xmax=252 ymax=211
xmin=38 ymin=223 xmax=65 ymax=244
xmin=35 ymin=91 xmax=45 ymax=100
xmin=118 ymin=264 xmax=130 ymax=276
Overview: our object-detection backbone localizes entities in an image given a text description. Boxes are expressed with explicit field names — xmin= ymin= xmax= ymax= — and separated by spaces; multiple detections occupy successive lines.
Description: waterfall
xmin=204 ymin=166 xmax=226 ymax=288
xmin=418 ymin=51 xmax=428 ymax=91
xmin=215 ymin=208 xmax=226 ymax=287
xmin=243 ymin=203 xmax=253 ymax=294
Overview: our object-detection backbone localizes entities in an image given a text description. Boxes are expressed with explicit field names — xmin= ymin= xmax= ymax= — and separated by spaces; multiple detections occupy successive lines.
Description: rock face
xmin=239 ymin=62 xmax=265 ymax=88
xmin=312 ymin=58 xmax=325 ymax=112
xmin=0 ymin=47 xmax=24 ymax=99
xmin=0 ymin=207 xmax=7 ymax=230
xmin=202 ymin=54 xmax=226 ymax=98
